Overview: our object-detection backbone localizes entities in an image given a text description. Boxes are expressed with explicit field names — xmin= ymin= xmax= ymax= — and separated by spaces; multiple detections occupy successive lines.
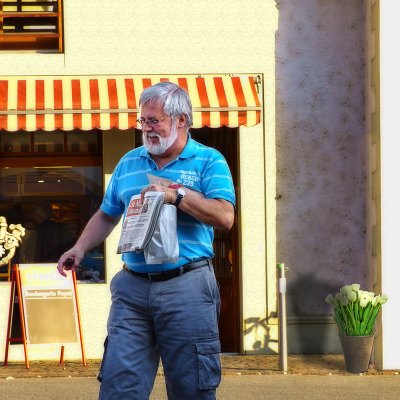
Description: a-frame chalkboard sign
xmin=3 ymin=264 xmax=86 ymax=368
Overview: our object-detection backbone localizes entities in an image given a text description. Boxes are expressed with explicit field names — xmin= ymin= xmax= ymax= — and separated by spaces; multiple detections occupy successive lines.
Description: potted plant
xmin=325 ymin=284 xmax=388 ymax=373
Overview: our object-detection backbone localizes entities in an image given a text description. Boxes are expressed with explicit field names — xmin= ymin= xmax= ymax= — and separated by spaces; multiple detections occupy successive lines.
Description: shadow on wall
xmin=287 ymin=271 xmax=342 ymax=354
xmin=242 ymin=272 xmax=343 ymax=354
xmin=244 ymin=315 xmax=278 ymax=354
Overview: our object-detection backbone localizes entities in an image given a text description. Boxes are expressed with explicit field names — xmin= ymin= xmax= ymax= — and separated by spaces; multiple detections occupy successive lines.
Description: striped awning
xmin=0 ymin=75 xmax=262 ymax=132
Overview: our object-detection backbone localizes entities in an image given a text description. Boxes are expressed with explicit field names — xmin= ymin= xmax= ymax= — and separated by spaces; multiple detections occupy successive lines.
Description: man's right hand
xmin=57 ymin=248 xmax=84 ymax=277
xmin=56 ymin=209 xmax=121 ymax=277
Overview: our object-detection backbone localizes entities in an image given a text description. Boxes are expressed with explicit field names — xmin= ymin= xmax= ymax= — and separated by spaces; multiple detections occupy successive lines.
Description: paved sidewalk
xmin=1 ymin=354 xmax=399 ymax=379
xmin=3 ymin=375 xmax=400 ymax=400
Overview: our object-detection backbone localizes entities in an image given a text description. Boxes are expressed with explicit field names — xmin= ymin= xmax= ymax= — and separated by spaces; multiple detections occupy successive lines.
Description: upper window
xmin=0 ymin=129 xmax=101 ymax=155
xmin=0 ymin=0 xmax=63 ymax=52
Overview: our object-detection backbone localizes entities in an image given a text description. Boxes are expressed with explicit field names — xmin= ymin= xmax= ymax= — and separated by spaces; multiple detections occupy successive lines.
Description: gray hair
xmin=139 ymin=82 xmax=193 ymax=128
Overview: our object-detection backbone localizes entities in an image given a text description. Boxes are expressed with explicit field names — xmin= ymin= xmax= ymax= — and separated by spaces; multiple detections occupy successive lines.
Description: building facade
xmin=0 ymin=0 xmax=397 ymax=369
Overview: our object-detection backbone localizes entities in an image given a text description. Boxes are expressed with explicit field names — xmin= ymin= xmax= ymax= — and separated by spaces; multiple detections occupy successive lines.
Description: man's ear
xmin=177 ymin=114 xmax=187 ymax=128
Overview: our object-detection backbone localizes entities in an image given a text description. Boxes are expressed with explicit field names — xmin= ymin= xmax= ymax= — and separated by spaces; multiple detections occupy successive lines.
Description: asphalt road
xmin=1 ymin=375 xmax=400 ymax=399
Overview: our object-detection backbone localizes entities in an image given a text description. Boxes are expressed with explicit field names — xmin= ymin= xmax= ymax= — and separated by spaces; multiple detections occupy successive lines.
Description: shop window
xmin=0 ymin=0 xmax=63 ymax=52
xmin=66 ymin=131 xmax=99 ymax=153
xmin=0 ymin=130 xmax=104 ymax=283
xmin=0 ymin=131 xmax=31 ymax=152
xmin=34 ymin=131 xmax=64 ymax=152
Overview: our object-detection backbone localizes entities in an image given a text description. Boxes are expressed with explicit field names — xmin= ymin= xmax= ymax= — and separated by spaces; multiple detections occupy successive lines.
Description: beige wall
xmin=0 ymin=0 xmax=277 ymax=76
xmin=0 ymin=0 xmax=278 ymax=360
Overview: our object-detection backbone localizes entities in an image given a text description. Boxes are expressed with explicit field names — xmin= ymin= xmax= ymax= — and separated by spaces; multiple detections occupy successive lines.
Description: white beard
xmin=142 ymin=122 xmax=178 ymax=155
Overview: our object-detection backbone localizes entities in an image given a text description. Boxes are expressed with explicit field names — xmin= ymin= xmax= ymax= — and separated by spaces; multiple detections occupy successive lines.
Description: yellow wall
xmin=0 ymin=0 xmax=278 ymax=360
xmin=240 ymin=123 xmax=271 ymax=353
xmin=368 ymin=0 xmax=381 ymax=369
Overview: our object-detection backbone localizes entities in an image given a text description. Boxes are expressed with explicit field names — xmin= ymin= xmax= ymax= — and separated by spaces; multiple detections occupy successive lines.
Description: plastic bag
xmin=144 ymin=204 xmax=179 ymax=264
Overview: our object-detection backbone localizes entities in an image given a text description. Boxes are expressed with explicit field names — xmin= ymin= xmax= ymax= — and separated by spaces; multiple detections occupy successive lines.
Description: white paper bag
xmin=144 ymin=204 xmax=179 ymax=264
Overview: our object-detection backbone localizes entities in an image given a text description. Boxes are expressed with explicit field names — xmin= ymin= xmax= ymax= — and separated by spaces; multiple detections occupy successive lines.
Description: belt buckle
xmin=148 ymin=268 xmax=183 ymax=282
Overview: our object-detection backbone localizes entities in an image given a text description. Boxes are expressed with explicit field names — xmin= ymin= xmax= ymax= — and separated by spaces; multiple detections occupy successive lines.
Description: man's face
xmin=140 ymin=101 xmax=178 ymax=156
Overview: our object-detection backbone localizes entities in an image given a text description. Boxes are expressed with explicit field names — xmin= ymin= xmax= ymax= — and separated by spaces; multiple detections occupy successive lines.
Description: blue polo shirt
xmin=101 ymin=135 xmax=236 ymax=272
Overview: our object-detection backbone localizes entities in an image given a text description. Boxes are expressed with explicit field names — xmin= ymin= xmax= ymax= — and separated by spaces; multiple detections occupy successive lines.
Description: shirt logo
xmin=177 ymin=171 xmax=200 ymax=188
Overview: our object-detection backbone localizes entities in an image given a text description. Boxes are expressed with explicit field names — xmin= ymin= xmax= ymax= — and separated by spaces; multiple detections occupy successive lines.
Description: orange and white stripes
xmin=0 ymin=75 xmax=262 ymax=131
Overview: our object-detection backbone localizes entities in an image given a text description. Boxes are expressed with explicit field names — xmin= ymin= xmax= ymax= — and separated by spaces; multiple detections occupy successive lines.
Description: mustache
xmin=145 ymin=132 xmax=160 ymax=139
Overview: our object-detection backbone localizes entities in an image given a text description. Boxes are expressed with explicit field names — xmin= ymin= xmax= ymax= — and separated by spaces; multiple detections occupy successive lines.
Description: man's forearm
xmin=178 ymin=194 xmax=234 ymax=230
xmin=143 ymin=184 xmax=234 ymax=230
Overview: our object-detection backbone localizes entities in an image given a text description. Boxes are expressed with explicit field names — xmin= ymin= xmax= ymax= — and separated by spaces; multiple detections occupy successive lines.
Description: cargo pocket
xmin=195 ymin=338 xmax=221 ymax=390
xmin=97 ymin=336 xmax=109 ymax=383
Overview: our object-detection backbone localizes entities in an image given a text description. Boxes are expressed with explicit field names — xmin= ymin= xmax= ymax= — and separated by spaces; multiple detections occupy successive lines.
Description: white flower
xmin=336 ymin=292 xmax=349 ymax=306
xmin=346 ymin=290 xmax=357 ymax=302
xmin=377 ymin=294 xmax=388 ymax=304
xmin=351 ymin=283 xmax=360 ymax=291
xmin=359 ymin=290 xmax=373 ymax=308
xmin=325 ymin=294 xmax=336 ymax=305
xmin=340 ymin=285 xmax=353 ymax=296
xmin=326 ymin=283 xmax=388 ymax=336
xmin=339 ymin=285 xmax=357 ymax=302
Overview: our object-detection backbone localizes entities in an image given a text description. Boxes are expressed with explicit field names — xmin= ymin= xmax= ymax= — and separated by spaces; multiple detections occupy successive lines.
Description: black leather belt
xmin=123 ymin=258 xmax=212 ymax=282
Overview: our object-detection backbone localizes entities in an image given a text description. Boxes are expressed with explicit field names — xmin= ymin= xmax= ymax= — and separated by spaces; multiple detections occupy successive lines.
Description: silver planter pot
xmin=338 ymin=333 xmax=374 ymax=373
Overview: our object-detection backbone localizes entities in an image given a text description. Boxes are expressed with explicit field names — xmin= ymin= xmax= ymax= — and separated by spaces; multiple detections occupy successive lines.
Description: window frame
xmin=0 ymin=0 xmax=63 ymax=52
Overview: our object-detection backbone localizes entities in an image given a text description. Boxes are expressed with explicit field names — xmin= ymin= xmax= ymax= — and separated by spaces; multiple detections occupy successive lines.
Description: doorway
xmin=191 ymin=126 xmax=240 ymax=353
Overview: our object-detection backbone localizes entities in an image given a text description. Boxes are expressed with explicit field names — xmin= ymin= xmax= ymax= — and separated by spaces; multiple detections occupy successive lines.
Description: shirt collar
xmin=178 ymin=133 xmax=196 ymax=159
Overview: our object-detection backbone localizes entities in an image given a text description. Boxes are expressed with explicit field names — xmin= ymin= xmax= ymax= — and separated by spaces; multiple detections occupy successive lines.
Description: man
xmin=57 ymin=82 xmax=235 ymax=399
xmin=31 ymin=203 xmax=75 ymax=262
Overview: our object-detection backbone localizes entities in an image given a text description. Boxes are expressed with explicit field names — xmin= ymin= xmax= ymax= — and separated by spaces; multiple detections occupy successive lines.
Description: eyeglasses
xmin=136 ymin=117 xmax=168 ymax=127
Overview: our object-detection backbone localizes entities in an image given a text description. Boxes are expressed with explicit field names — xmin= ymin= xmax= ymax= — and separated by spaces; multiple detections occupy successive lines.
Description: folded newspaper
xmin=117 ymin=191 xmax=165 ymax=254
